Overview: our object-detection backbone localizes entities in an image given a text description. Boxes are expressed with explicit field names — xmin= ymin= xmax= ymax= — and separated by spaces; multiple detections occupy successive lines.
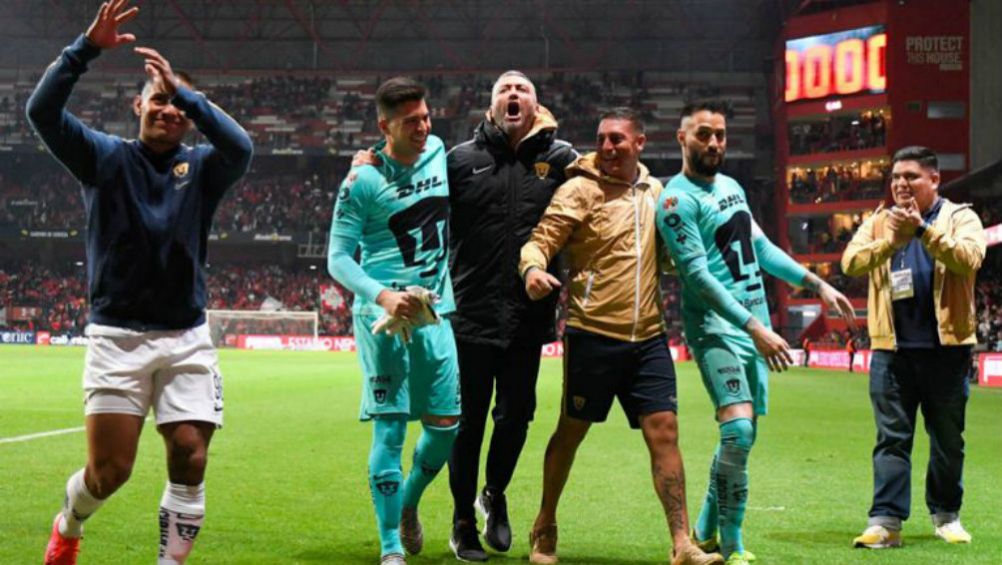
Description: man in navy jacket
xmin=28 ymin=2 xmax=252 ymax=564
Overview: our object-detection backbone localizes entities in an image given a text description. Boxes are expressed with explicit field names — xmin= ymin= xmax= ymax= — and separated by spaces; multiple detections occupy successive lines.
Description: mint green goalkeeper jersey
xmin=657 ymin=172 xmax=774 ymax=342
xmin=327 ymin=135 xmax=455 ymax=317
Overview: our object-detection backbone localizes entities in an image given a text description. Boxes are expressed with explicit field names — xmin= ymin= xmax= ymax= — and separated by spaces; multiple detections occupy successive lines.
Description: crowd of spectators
xmin=789 ymin=214 xmax=867 ymax=256
xmin=976 ymin=255 xmax=1002 ymax=351
xmin=3 ymin=262 xmax=692 ymax=342
xmin=214 ymin=170 xmax=340 ymax=235
xmin=788 ymin=110 xmax=886 ymax=156
xmin=9 ymin=250 xmax=1002 ymax=357
xmin=1 ymin=70 xmax=756 ymax=156
xmin=0 ymin=168 xmax=83 ymax=230
xmin=204 ymin=265 xmax=352 ymax=337
xmin=0 ymin=262 xmax=88 ymax=335
xmin=0 ymin=159 xmax=343 ymax=236
xmin=789 ymin=161 xmax=888 ymax=204
xmin=976 ymin=197 xmax=1002 ymax=229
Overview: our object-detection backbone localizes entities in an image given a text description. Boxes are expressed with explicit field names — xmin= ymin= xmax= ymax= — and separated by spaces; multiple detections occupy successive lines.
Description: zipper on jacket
xmin=582 ymin=272 xmax=596 ymax=308
xmin=631 ymin=184 xmax=642 ymax=342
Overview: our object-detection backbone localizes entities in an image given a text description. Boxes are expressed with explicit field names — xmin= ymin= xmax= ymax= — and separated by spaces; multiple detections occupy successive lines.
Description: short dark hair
xmin=679 ymin=99 xmax=731 ymax=121
xmin=600 ymin=107 xmax=645 ymax=133
xmin=892 ymin=145 xmax=939 ymax=170
xmin=375 ymin=77 xmax=427 ymax=118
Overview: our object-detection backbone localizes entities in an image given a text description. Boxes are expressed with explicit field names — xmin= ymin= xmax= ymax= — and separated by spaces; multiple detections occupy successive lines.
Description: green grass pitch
xmin=2 ymin=345 xmax=1001 ymax=564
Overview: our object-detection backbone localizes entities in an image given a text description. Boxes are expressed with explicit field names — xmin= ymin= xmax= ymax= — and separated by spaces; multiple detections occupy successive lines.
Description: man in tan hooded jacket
xmin=519 ymin=108 xmax=721 ymax=565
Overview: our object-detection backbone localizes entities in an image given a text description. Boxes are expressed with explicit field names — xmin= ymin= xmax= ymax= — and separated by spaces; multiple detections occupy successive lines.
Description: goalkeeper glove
xmin=405 ymin=285 xmax=440 ymax=327
xmin=371 ymin=315 xmax=413 ymax=344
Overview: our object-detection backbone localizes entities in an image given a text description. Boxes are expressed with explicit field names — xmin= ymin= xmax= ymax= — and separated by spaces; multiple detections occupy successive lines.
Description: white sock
xmin=158 ymin=482 xmax=205 ymax=565
xmin=59 ymin=469 xmax=104 ymax=538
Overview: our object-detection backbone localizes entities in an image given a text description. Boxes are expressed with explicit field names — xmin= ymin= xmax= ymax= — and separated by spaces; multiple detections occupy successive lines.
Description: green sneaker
xmin=691 ymin=529 xmax=719 ymax=553
xmin=692 ymin=531 xmax=756 ymax=562
xmin=724 ymin=552 xmax=753 ymax=565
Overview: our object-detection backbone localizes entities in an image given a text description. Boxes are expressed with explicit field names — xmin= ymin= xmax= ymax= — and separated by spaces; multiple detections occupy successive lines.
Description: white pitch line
xmin=0 ymin=426 xmax=85 ymax=445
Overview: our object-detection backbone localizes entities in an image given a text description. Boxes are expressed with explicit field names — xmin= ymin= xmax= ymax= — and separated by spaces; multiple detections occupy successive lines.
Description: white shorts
xmin=83 ymin=323 xmax=224 ymax=427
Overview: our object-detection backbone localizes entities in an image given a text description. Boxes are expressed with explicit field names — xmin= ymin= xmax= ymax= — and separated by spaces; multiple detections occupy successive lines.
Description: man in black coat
xmin=446 ymin=71 xmax=577 ymax=561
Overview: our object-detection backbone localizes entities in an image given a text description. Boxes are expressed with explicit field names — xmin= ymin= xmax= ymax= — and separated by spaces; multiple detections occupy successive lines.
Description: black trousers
xmin=448 ymin=338 xmax=542 ymax=523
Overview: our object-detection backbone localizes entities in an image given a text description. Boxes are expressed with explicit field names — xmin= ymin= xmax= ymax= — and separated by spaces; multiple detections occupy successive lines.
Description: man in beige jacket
xmin=519 ymin=108 xmax=721 ymax=565
xmin=842 ymin=146 xmax=985 ymax=549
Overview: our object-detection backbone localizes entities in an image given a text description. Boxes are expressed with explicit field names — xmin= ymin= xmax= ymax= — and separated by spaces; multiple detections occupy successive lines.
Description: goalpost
xmin=206 ymin=309 xmax=319 ymax=348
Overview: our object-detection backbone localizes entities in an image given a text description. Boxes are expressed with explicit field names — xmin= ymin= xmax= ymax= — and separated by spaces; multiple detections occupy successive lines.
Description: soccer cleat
xmin=934 ymin=520 xmax=972 ymax=544
xmin=671 ymin=543 xmax=724 ymax=565
xmin=476 ymin=488 xmax=512 ymax=552
xmin=380 ymin=552 xmax=407 ymax=565
xmin=44 ymin=514 xmax=80 ymax=565
xmin=723 ymin=551 xmax=756 ymax=564
xmin=399 ymin=507 xmax=423 ymax=555
xmin=723 ymin=552 xmax=751 ymax=565
xmin=528 ymin=524 xmax=558 ymax=565
xmin=852 ymin=525 xmax=902 ymax=549
xmin=690 ymin=531 xmax=755 ymax=562
xmin=691 ymin=529 xmax=718 ymax=553
xmin=450 ymin=520 xmax=488 ymax=562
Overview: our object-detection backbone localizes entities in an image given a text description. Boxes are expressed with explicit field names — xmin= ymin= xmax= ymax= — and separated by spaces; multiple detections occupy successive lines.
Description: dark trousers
xmin=448 ymin=338 xmax=542 ymax=523
xmin=868 ymin=347 xmax=970 ymax=522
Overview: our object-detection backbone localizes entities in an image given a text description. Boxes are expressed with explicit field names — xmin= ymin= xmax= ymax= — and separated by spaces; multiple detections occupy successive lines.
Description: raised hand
xmin=85 ymin=0 xmax=139 ymax=50
xmin=884 ymin=211 xmax=913 ymax=249
xmin=134 ymin=47 xmax=181 ymax=96
xmin=895 ymin=200 xmax=924 ymax=232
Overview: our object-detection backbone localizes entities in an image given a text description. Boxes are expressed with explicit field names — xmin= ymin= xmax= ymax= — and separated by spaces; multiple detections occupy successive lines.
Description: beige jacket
xmin=519 ymin=152 xmax=664 ymax=342
xmin=841 ymin=198 xmax=986 ymax=350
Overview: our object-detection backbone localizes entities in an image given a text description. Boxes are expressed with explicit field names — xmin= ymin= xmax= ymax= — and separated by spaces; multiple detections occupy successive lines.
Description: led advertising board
xmin=785 ymin=25 xmax=886 ymax=103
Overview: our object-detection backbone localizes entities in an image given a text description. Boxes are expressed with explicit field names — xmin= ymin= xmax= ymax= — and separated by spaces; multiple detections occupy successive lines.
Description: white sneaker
xmin=934 ymin=520 xmax=972 ymax=544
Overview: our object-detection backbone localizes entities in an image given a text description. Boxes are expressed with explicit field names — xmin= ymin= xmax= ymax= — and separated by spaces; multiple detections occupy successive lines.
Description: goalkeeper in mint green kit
xmin=327 ymin=77 xmax=459 ymax=565
xmin=656 ymin=101 xmax=857 ymax=565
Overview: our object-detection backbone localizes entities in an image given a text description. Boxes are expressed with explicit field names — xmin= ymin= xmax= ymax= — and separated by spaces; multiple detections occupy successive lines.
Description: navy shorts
xmin=563 ymin=328 xmax=678 ymax=429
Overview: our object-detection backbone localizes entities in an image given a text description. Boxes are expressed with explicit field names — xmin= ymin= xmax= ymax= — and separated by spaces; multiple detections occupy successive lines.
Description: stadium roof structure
xmin=1 ymin=0 xmax=808 ymax=73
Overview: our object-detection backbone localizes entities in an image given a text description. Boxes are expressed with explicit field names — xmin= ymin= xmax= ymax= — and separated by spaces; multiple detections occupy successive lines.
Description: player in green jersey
xmin=328 ymin=77 xmax=460 ymax=565
xmin=656 ymin=100 xmax=856 ymax=565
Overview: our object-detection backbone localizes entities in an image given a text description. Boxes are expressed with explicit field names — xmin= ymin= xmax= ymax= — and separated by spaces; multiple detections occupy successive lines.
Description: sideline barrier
xmin=977 ymin=353 xmax=1002 ymax=388
xmin=232 ymin=334 xmax=690 ymax=361
xmin=803 ymin=347 xmax=871 ymax=372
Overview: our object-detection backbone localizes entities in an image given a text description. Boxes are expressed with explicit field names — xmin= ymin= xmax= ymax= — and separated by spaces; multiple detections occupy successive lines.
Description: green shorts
xmin=690 ymin=333 xmax=769 ymax=417
xmin=353 ymin=314 xmax=461 ymax=421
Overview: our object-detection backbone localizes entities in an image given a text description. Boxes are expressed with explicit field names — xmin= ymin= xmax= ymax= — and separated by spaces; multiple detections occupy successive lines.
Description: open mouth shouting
xmin=505 ymin=99 xmax=523 ymax=125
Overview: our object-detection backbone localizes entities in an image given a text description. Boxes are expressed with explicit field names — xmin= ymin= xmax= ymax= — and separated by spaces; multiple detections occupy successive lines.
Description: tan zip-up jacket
xmin=519 ymin=152 xmax=664 ymax=342
xmin=841 ymin=198 xmax=986 ymax=350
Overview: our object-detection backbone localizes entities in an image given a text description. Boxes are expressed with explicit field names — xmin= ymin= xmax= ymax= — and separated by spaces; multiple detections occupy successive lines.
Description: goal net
xmin=206 ymin=309 xmax=319 ymax=348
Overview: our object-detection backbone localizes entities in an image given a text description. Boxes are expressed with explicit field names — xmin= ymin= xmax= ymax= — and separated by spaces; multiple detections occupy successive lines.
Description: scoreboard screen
xmin=785 ymin=25 xmax=886 ymax=103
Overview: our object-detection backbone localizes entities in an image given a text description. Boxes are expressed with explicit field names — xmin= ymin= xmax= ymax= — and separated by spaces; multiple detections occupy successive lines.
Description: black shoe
xmin=450 ymin=520 xmax=488 ymax=562
xmin=476 ymin=489 xmax=512 ymax=552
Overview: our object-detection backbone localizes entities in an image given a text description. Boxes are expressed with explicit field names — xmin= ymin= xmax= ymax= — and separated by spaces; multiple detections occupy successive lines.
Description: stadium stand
xmin=788 ymin=109 xmax=887 ymax=156
xmin=0 ymin=71 xmax=760 ymax=157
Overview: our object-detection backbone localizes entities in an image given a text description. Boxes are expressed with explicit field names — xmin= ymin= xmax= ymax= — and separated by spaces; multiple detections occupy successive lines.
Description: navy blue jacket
xmin=26 ymin=35 xmax=253 ymax=331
